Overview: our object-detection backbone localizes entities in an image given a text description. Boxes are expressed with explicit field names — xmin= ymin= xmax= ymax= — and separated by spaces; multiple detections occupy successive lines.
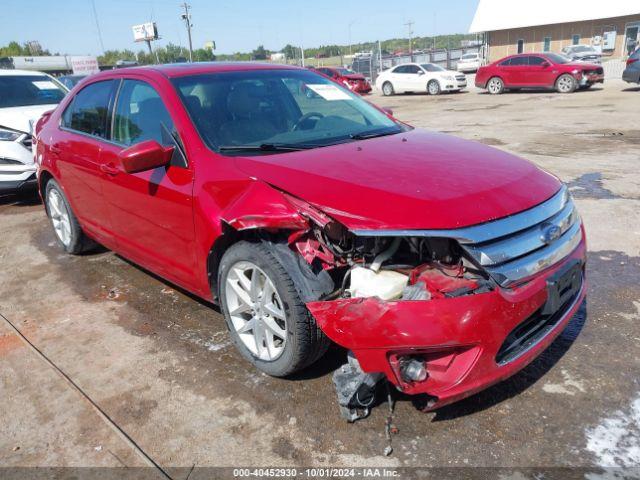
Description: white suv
xmin=375 ymin=63 xmax=467 ymax=96
xmin=456 ymin=53 xmax=481 ymax=73
xmin=0 ymin=70 xmax=67 ymax=194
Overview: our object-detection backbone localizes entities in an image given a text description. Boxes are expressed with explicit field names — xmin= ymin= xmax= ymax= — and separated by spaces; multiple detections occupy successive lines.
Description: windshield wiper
xmin=218 ymin=143 xmax=316 ymax=152
xmin=349 ymin=129 xmax=400 ymax=141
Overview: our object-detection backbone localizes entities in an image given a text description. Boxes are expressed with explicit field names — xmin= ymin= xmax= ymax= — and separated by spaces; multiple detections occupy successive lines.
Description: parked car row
xmin=0 ymin=69 xmax=68 ymax=194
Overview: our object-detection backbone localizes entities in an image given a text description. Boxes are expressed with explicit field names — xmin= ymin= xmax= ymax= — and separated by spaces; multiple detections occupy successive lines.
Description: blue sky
xmin=2 ymin=0 xmax=481 ymax=56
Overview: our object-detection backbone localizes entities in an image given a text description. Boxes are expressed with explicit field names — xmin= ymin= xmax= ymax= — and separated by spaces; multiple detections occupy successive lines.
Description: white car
xmin=0 ymin=69 xmax=67 ymax=194
xmin=375 ymin=63 xmax=467 ymax=96
xmin=457 ymin=53 xmax=481 ymax=73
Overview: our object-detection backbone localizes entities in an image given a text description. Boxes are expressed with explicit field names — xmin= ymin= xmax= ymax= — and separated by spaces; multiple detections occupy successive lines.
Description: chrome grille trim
xmin=351 ymin=186 xmax=569 ymax=244
xmin=351 ymin=186 xmax=584 ymax=287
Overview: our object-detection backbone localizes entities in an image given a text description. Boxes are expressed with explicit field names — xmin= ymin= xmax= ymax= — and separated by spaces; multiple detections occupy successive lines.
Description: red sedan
xmin=476 ymin=53 xmax=604 ymax=94
xmin=315 ymin=66 xmax=372 ymax=94
xmin=34 ymin=63 xmax=585 ymax=415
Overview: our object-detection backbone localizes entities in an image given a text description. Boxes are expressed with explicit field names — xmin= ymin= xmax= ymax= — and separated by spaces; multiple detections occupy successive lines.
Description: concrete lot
xmin=1 ymin=78 xmax=639 ymax=474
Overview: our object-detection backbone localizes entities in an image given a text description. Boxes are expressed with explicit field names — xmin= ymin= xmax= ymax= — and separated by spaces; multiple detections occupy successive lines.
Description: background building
xmin=470 ymin=0 xmax=640 ymax=62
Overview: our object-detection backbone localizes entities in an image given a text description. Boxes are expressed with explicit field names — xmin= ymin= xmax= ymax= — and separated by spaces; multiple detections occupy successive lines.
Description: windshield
xmin=545 ymin=53 xmax=572 ymax=64
xmin=172 ymin=69 xmax=404 ymax=154
xmin=0 ymin=75 xmax=67 ymax=108
xmin=420 ymin=64 xmax=446 ymax=72
xmin=572 ymin=46 xmax=594 ymax=53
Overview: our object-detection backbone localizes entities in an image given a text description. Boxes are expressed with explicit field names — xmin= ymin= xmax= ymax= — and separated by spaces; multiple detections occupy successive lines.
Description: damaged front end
xmin=277 ymin=186 xmax=585 ymax=419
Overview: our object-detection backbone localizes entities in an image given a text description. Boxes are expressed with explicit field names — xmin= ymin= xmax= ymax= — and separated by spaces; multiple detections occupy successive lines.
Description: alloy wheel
xmin=382 ymin=83 xmax=393 ymax=96
xmin=557 ymin=75 xmax=575 ymax=93
xmin=428 ymin=81 xmax=440 ymax=95
xmin=488 ymin=78 xmax=503 ymax=94
xmin=47 ymin=189 xmax=72 ymax=247
xmin=225 ymin=261 xmax=287 ymax=361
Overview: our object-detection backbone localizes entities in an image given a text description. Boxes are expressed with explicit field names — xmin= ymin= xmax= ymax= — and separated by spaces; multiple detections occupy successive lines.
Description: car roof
xmin=87 ymin=61 xmax=303 ymax=81
xmin=0 ymin=69 xmax=52 ymax=76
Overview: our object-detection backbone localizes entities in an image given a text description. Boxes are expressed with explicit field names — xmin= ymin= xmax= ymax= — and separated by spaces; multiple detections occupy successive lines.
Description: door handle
xmin=100 ymin=163 xmax=120 ymax=176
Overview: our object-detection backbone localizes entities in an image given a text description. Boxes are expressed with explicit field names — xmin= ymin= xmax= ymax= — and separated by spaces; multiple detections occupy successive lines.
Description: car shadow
xmin=413 ymin=299 xmax=588 ymax=421
xmin=0 ymin=191 xmax=41 ymax=207
xmin=623 ymin=86 xmax=640 ymax=92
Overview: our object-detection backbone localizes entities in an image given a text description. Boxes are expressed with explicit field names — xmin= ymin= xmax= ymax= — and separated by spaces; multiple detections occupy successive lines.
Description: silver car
xmin=561 ymin=45 xmax=602 ymax=64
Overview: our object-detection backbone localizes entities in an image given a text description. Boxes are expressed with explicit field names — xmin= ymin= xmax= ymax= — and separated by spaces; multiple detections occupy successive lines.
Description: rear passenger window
xmin=61 ymin=80 xmax=115 ymax=138
xmin=499 ymin=59 xmax=512 ymax=66
xmin=510 ymin=56 xmax=527 ymax=66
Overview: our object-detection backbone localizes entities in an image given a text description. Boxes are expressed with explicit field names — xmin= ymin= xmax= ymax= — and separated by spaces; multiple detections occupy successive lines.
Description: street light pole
xmin=180 ymin=2 xmax=193 ymax=62
xmin=404 ymin=20 xmax=414 ymax=60
xmin=348 ymin=20 xmax=356 ymax=56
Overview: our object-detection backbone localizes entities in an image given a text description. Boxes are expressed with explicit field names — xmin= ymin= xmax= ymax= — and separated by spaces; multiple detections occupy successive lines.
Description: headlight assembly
xmin=0 ymin=127 xmax=22 ymax=142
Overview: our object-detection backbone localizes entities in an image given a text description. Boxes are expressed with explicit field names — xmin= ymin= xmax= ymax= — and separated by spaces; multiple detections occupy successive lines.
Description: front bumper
xmin=579 ymin=73 xmax=604 ymax=85
xmin=0 ymin=139 xmax=37 ymax=193
xmin=308 ymin=237 xmax=586 ymax=410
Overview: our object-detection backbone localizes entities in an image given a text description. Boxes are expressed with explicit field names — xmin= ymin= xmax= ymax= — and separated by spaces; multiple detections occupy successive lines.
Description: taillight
xmin=628 ymin=58 xmax=638 ymax=66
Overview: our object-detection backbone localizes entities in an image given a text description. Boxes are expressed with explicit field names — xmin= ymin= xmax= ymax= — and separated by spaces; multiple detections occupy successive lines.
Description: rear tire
xmin=427 ymin=80 xmax=441 ymax=95
xmin=487 ymin=77 xmax=504 ymax=95
xmin=381 ymin=82 xmax=395 ymax=96
xmin=556 ymin=74 xmax=577 ymax=93
xmin=218 ymin=241 xmax=329 ymax=377
xmin=45 ymin=179 xmax=97 ymax=255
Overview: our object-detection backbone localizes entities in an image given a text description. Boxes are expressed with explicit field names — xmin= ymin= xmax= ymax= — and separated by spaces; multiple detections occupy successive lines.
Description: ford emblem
xmin=541 ymin=224 xmax=562 ymax=245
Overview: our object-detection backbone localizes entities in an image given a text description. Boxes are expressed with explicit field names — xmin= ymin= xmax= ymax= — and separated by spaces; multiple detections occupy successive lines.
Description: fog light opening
xmin=400 ymin=358 xmax=428 ymax=383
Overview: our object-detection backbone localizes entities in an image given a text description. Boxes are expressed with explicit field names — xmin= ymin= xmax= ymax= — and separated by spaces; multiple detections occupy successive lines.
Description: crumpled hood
xmin=234 ymin=129 xmax=561 ymax=231
xmin=0 ymin=104 xmax=58 ymax=134
xmin=342 ymin=73 xmax=366 ymax=81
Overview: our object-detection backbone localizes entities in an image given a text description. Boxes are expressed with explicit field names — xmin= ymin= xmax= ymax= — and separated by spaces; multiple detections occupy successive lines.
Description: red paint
xmin=476 ymin=53 xmax=604 ymax=91
xmin=35 ymin=63 xmax=586 ymax=407
xmin=307 ymin=240 xmax=587 ymax=409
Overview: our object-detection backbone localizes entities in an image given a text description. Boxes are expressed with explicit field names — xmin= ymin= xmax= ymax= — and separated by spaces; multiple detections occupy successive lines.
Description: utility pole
xmin=404 ymin=20 xmax=414 ymax=59
xmin=180 ymin=2 xmax=193 ymax=62
xmin=300 ymin=46 xmax=305 ymax=67
xmin=348 ymin=20 xmax=356 ymax=56
xmin=90 ymin=0 xmax=105 ymax=55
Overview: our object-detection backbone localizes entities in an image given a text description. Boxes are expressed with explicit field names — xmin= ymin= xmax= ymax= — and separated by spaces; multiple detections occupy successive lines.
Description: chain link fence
xmin=350 ymin=46 xmax=483 ymax=83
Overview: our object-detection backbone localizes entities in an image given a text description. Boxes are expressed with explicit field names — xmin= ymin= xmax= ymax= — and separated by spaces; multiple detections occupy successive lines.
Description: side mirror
xmin=417 ymin=70 xmax=425 ymax=76
xmin=119 ymin=140 xmax=174 ymax=174
xmin=541 ymin=61 xmax=551 ymax=68
xmin=382 ymin=107 xmax=394 ymax=116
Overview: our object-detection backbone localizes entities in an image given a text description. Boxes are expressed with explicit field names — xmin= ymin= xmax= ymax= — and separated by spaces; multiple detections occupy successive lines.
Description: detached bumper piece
xmin=333 ymin=353 xmax=385 ymax=422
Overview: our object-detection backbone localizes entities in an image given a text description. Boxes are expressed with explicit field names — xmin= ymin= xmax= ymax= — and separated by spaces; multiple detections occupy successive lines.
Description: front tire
xmin=45 ymin=179 xmax=96 ymax=254
xmin=381 ymin=81 xmax=395 ymax=96
xmin=556 ymin=74 xmax=577 ymax=93
xmin=218 ymin=241 xmax=329 ymax=377
xmin=487 ymin=76 xmax=504 ymax=95
xmin=427 ymin=80 xmax=441 ymax=95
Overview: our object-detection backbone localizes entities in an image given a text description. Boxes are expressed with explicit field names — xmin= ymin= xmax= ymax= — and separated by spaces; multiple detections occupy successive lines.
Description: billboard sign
xmin=70 ymin=56 xmax=100 ymax=75
xmin=132 ymin=22 xmax=158 ymax=42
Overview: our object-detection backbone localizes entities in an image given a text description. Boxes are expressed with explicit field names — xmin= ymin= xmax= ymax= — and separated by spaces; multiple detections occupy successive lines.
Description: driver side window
xmin=112 ymin=79 xmax=186 ymax=167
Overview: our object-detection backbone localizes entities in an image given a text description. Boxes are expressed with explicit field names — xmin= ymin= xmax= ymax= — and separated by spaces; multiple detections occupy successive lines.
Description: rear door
xmin=507 ymin=56 xmax=529 ymax=86
xmin=55 ymin=79 xmax=118 ymax=244
xmin=99 ymin=78 xmax=197 ymax=288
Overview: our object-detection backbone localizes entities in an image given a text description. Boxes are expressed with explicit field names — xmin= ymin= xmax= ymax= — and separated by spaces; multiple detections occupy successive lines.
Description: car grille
xmin=456 ymin=75 xmax=466 ymax=82
xmin=351 ymin=187 xmax=582 ymax=288
xmin=21 ymin=136 xmax=33 ymax=151
xmin=460 ymin=187 xmax=582 ymax=287
xmin=0 ymin=157 xmax=23 ymax=165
